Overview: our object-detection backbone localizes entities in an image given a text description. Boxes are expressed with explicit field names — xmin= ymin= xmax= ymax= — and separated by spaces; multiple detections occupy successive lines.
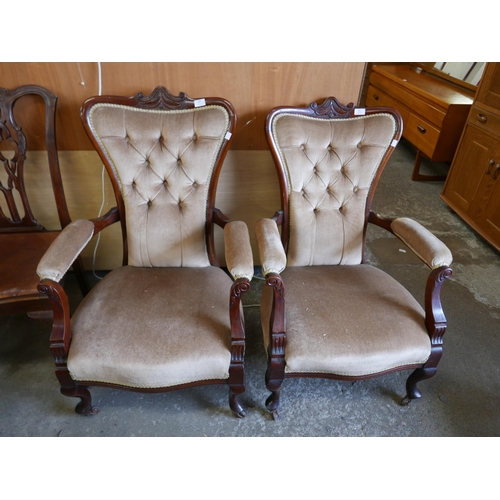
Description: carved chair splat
xmin=0 ymin=84 xmax=88 ymax=320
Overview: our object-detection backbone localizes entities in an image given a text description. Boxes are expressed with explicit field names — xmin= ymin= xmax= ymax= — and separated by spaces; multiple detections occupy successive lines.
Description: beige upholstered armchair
xmin=37 ymin=87 xmax=253 ymax=417
xmin=256 ymin=98 xmax=453 ymax=419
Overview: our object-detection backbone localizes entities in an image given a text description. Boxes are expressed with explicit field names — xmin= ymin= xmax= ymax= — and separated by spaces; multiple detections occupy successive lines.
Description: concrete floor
xmin=1 ymin=139 xmax=500 ymax=438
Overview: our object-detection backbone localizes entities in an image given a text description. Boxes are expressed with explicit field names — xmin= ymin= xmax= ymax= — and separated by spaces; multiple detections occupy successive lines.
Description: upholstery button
xmin=193 ymin=134 xmax=197 ymax=141
xmin=301 ymin=144 xmax=306 ymax=151
xmin=357 ymin=143 xmax=362 ymax=149
xmin=353 ymin=186 xmax=358 ymax=193
xmin=147 ymin=200 xmax=152 ymax=207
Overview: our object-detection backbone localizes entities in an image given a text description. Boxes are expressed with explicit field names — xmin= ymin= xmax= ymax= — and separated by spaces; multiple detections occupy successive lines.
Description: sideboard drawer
xmin=370 ymin=71 xmax=446 ymax=128
xmin=404 ymin=113 xmax=440 ymax=158
xmin=470 ymin=105 xmax=500 ymax=136
xmin=366 ymin=85 xmax=409 ymax=124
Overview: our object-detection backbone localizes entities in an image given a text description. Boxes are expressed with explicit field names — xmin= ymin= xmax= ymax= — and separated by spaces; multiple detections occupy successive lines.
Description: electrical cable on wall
xmin=83 ymin=62 xmax=106 ymax=281
xmin=92 ymin=62 xmax=105 ymax=280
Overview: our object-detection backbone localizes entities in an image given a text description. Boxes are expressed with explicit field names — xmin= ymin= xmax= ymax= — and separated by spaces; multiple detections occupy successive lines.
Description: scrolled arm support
xmin=228 ymin=278 xmax=251 ymax=411
xmin=37 ymin=279 xmax=72 ymax=362
xmin=425 ymin=266 xmax=453 ymax=347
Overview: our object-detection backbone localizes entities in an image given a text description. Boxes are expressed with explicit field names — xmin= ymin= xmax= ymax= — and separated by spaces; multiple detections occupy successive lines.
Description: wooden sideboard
xmin=365 ymin=64 xmax=475 ymax=181
xmin=441 ymin=62 xmax=500 ymax=252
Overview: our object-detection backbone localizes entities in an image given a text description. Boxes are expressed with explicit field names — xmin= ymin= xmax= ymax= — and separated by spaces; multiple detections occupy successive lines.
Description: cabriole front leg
xmin=38 ymin=279 xmax=99 ymax=416
xmin=402 ymin=266 xmax=452 ymax=405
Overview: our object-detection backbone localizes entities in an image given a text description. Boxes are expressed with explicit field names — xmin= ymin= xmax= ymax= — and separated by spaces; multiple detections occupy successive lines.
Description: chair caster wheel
xmin=401 ymin=396 xmax=411 ymax=406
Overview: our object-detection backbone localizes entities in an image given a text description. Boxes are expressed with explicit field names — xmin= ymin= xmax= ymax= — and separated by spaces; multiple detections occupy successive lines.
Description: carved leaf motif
xmin=231 ymin=342 xmax=245 ymax=362
xmin=135 ymin=86 xmax=191 ymax=110
xmin=310 ymin=97 xmax=355 ymax=118
xmin=271 ymin=333 xmax=286 ymax=356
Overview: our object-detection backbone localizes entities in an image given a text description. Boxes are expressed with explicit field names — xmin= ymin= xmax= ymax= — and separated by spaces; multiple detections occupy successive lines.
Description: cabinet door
xmin=442 ymin=123 xmax=499 ymax=213
xmin=476 ymin=63 xmax=500 ymax=110
xmin=474 ymin=143 xmax=500 ymax=241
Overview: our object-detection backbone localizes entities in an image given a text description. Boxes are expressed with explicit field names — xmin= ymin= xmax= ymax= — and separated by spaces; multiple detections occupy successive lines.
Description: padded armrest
xmin=255 ymin=218 xmax=287 ymax=276
xmin=37 ymin=219 xmax=95 ymax=282
xmin=224 ymin=221 xmax=254 ymax=281
xmin=391 ymin=217 xmax=453 ymax=269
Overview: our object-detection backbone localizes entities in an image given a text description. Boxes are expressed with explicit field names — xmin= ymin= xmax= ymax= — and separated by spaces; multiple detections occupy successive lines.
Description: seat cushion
xmin=68 ymin=266 xmax=233 ymax=388
xmin=261 ymin=265 xmax=431 ymax=377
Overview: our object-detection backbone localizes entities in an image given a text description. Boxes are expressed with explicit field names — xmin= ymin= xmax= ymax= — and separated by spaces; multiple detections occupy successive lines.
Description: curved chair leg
xmin=229 ymin=389 xmax=246 ymax=418
xmin=61 ymin=385 xmax=99 ymax=416
xmin=265 ymin=368 xmax=283 ymax=420
xmin=265 ymin=391 xmax=281 ymax=420
xmin=402 ymin=367 xmax=437 ymax=405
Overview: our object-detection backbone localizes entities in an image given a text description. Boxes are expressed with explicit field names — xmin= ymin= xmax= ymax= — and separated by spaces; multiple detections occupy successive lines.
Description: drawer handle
xmin=417 ymin=125 xmax=426 ymax=134
xmin=494 ymin=164 xmax=500 ymax=181
xmin=487 ymin=159 xmax=495 ymax=175
xmin=373 ymin=94 xmax=379 ymax=101
xmin=477 ymin=113 xmax=488 ymax=123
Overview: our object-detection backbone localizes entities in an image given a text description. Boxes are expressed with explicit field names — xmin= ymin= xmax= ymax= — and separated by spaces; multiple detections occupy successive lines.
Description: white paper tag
xmin=391 ymin=139 xmax=399 ymax=147
xmin=194 ymin=98 xmax=206 ymax=108
xmin=354 ymin=108 xmax=366 ymax=115
xmin=225 ymin=131 xmax=232 ymax=140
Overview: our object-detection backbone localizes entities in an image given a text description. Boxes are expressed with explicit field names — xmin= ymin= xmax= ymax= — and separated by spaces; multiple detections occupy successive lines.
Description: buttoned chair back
xmin=256 ymin=98 xmax=453 ymax=418
xmin=267 ymin=99 xmax=399 ymax=266
xmin=37 ymin=87 xmax=253 ymax=417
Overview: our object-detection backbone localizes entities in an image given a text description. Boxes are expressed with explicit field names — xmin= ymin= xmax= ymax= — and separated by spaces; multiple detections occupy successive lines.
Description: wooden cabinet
xmin=441 ymin=63 xmax=500 ymax=251
xmin=366 ymin=64 xmax=474 ymax=180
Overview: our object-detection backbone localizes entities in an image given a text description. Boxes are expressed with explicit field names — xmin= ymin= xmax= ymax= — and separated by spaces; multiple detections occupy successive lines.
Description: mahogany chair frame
xmin=0 ymin=85 xmax=88 ymax=319
xmin=38 ymin=87 xmax=251 ymax=417
xmin=262 ymin=98 xmax=453 ymax=417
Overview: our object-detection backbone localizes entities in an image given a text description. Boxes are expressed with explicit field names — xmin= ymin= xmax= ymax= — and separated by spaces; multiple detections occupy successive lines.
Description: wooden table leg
xmin=411 ymin=149 xmax=448 ymax=182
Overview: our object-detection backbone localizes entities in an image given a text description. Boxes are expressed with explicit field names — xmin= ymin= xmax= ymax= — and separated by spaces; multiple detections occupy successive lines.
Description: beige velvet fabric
xmin=68 ymin=266 xmax=233 ymax=388
xmin=255 ymin=218 xmax=287 ymax=276
xmin=261 ymin=266 xmax=431 ymax=376
xmin=224 ymin=221 xmax=254 ymax=280
xmin=88 ymin=104 xmax=230 ymax=267
xmin=391 ymin=217 xmax=453 ymax=269
xmin=271 ymin=113 xmax=397 ymax=266
xmin=37 ymin=220 xmax=95 ymax=282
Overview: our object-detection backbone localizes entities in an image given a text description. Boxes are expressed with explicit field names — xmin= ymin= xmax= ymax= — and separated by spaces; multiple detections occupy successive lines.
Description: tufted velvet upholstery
xmin=257 ymin=98 xmax=453 ymax=416
xmin=36 ymin=88 xmax=253 ymax=417
xmin=272 ymin=113 xmax=397 ymax=266
xmin=88 ymin=103 xmax=230 ymax=267
xmin=68 ymin=266 xmax=233 ymax=388
xmin=261 ymin=266 xmax=431 ymax=377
